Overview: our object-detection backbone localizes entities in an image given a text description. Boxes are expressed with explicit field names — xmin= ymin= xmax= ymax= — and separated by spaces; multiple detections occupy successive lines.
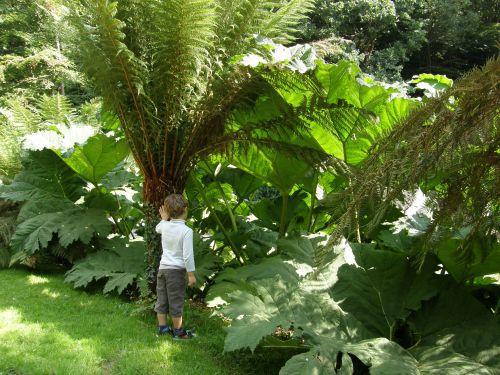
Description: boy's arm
xmin=155 ymin=221 xmax=164 ymax=234
xmin=155 ymin=206 xmax=169 ymax=233
xmin=182 ymin=229 xmax=195 ymax=272
xmin=182 ymin=229 xmax=196 ymax=287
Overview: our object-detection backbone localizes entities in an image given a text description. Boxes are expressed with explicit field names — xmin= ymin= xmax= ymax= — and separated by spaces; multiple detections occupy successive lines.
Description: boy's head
xmin=163 ymin=194 xmax=188 ymax=219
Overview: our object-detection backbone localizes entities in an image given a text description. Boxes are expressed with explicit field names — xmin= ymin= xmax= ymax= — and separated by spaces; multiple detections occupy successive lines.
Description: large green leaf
xmin=10 ymin=207 xmax=112 ymax=255
xmin=206 ymin=234 xmax=334 ymax=306
xmin=331 ymin=247 xmax=443 ymax=338
xmin=222 ymin=276 xmax=355 ymax=353
xmin=413 ymin=346 xmax=499 ymax=375
xmin=218 ymin=166 xmax=263 ymax=200
xmin=206 ymin=257 xmax=301 ymax=307
xmin=193 ymin=234 xmax=223 ymax=285
xmin=62 ymin=134 xmax=130 ymax=185
xmin=436 ymin=232 xmax=500 ymax=281
xmin=343 ymin=338 xmax=419 ymax=374
xmin=409 ymin=286 xmax=500 ymax=370
xmin=233 ymin=143 xmax=312 ymax=193
xmin=280 ymin=337 xmax=420 ymax=375
xmin=0 ymin=149 xmax=115 ymax=264
xmin=250 ymin=190 xmax=309 ymax=232
xmin=278 ymin=233 xmax=327 ymax=267
xmin=278 ymin=342 xmax=337 ymax=374
xmin=65 ymin=237 xmax=144 ymax=294
xmin=310 ymin=62 xmax=415 ymax=165
xmin=222 ymin=273 xmax=422 ymax=374
xmin=0 ymin=149 xmax=83 ymax=204
xmin=411 ymin=73 xmax=453 ymax=98
xmin=258 ymin=60 xmax=416 ymax=166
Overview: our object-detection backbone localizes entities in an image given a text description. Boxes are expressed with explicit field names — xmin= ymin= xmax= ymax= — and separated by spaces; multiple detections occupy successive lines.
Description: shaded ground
xmin=0 ymin=268 xmax=288 ymax=375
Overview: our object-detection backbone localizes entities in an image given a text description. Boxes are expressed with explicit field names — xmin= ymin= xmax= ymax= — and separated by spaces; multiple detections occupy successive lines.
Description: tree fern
xmin=68 ymin=0 xmax=335 ymax=286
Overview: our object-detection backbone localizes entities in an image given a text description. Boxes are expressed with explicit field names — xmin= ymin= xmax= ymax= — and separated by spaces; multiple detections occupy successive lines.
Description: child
xmin=154 ymin=193 xmax=196 ymax=339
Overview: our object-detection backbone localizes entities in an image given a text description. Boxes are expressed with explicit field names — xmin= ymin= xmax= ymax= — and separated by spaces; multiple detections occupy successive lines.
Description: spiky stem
xmin=306 ymin=170 xmax=319 ymax=232
xmin=191 ymin=176 xmax=245 ymax=265
xmin=279 ymin=190 xmax=290 ymax=238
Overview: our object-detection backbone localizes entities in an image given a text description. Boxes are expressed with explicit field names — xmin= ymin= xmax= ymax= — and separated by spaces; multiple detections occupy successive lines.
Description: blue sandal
xmin=157 ymin=326 xmax=173 ymax=336
xmin=172 ymin=327 xmax=195 ymax=340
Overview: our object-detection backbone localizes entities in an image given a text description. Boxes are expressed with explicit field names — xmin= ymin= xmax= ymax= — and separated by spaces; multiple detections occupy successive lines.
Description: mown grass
xmin=0 ymin=268 xmax=289 ymax=375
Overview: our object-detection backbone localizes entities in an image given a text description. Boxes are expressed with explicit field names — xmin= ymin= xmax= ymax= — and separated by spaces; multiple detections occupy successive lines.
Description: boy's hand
xmin=187 ymin=272 xmax=196 ymax=288
xmin=159 ymin=205 xmax=169 ymax=220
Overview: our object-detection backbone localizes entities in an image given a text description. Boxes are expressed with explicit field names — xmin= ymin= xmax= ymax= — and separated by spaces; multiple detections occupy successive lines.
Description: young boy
xmin=154 ymin=194 xmax=196 ymax=339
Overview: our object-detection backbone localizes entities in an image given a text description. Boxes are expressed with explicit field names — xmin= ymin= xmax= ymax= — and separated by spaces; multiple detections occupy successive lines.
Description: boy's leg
xmin=154 ymin=270 xmax=171 ymax=334
xmin=172 ymin=316 xmax=183 ymax=330
xmin=166 ymin=269 xmax=194 ymax=339
xmin=158 ymin=313 xmax=168 ymax=326
xmin=165 ymin=269 xmax=186 ymax=329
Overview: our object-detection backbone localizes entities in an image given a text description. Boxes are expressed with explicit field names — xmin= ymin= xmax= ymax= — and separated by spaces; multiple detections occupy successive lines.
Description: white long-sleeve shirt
xmin=155 ymin=219 xmax=195 ymax=272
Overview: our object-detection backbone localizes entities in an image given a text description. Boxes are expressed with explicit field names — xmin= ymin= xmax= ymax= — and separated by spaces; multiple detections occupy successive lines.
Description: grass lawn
xmin=0 ymin=268 xmax=287 ymax=375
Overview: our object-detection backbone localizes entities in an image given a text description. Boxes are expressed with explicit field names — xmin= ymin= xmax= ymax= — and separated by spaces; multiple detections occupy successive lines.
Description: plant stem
xmin=342 ymin=141 xmax=361 ymax=242
xmin=95 ymin=184 xmax=126 ymax=236
xmin=214 ymin=179 xmax=237 ymax=232
xmin=389 ymin=321 xmax=396 ymax=341
xmin=202 ymin=161 xmax=237 ymax=231
xmin=112 ymin=192 xmax=135 ymax=239
xmin=278 ymin=190 xmax=289 ymax=239
xmin=191 ymin=176 xmax=244 ymax=265
xmin=306 ymin=170 xmax=319 ymax=233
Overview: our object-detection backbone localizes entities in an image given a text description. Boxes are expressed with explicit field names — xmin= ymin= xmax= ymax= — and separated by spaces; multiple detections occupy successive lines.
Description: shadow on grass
xmin=0 ymin=268 xmax=293 ymax=375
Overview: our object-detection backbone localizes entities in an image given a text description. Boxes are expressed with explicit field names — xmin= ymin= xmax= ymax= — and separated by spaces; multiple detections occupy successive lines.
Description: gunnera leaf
xmin=65 ymin=237 xmax=144 ymax=294
xmin=331 ymin=247 xmax=444 ymax=338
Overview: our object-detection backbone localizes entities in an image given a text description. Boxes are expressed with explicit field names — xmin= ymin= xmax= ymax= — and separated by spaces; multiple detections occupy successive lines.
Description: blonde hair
xmin=163 ymin=194 xmax=188 ymax=219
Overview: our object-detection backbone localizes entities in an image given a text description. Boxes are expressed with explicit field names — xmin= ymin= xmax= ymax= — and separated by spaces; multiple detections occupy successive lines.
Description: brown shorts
xmin=154 ymin=268 xmax=186 ymax=317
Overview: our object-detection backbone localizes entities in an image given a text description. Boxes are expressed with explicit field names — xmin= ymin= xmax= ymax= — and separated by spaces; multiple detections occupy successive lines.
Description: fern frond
xmin=215 ymin=0 xmax=314 ymax=57
xmin=260 ymin=0 xmax=315 ymax=44
xmin=0 ymin=98 xmax=40 ymax=133
xmin=36 ymin=94 xmax=76 ymax=126
xmin=149 ymin=0 xmax=217 ymax=127
xmin=70 ymin=0 xmax=150 ymax=173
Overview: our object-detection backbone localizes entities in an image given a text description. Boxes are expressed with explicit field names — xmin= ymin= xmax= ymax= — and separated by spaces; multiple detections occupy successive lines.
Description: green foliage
xmin=233 ymin=143 xmax=312 ymax=194
xmin=331 ymin=248 xmax=443 ymax=338
xmin=69 ymin=0 xmax=316 ymax=204
xmin=221 ymin=276 xmax=357 ymax=353
xmin=70 ymin=0 xmax=320 ymax=285
xmin=0 ymin=148 xmax=83 ymax=205
xmin=65 ymin=237 xmax=144 ymax=294
xmin=193 ymin=234 xmax=223 ymax=286
xmin=205 ymin=234 xmax=322 ymax=306
xmin=436 ymin=230 xmax=500 ymax=281
xmin=243 ymin=56 xmax=417 ymax=167
xmin=300 ymin=0 xmax=498 ymax=81
xmin=218 ymin=233 xmax=500 ymax=374
xmin=0 ymin=202 xmax=16 ymax=268
xmin=411 ymin=73 xmax=453 ymax=98
xmin=0 ymin=93 xmax=100 ymax=181
xmin=280 ymin=337 xmax=420 ymax=375
xmin=61 ymin=134 xmax=130 ymax=185
xmin=409 ymin=287 xmax=500 ymax=370
xmin=10 ymin=207 xmax=111 ymax=258
xmin=331 ymin=58 xmax=499 ymax=272
xmin=2 ymin=150 xmax=111 ymax=261
xmin=0 ymin=132 xmax=139 ymax=266
xmin=0 ymin=0 xmax=87 ymax=103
